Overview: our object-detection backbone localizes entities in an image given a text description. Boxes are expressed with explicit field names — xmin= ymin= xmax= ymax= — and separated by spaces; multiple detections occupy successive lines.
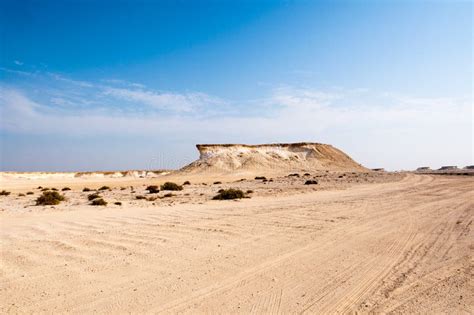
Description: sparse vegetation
xmin=288 ymin=173 xmax=300 ymax=177
xmin=62 ymin=187 xmax=71 ymax=191
xmin=183 ymin=181 xmax=191 ymax=185
xmin=136 ymin=195 xmax=146 ymax=200
xmin=18 ymin=193 xmax=25 ymax=197
xmin=41 ymin=188 xmax=50 ymax=191
xmin=26 ymin=191 xmax=34 ymax=195
xmin=37 ymin=186 xmax=43 ymax=189
xmin=305 ymin=180 xmax=318 ymax=185
xmin=218 ymin=189 xmax=225 ymax=193
xmin=0 ymin=190 xmax=11 ymax=196
xmin=146 ymin=185 xmax=160 ymax=194
xmin=51 ymin=188 xmax=58 ymax=191
xmin=304 ymin=173 xmax=311 ymax=176
xmin=120 ymin=187 xmax=127 ymax=190
xmin=36 ymin=191 xmax=65 ymax=205
xmin=213 ymin=188 xmax=246 ymax=200
xmin=161 ymin=182 xmax=183 ymax=191
xmin=213 ymin=181 xmax=222 ymax=185
xmin=246 ymin=190 xmax=254 ymax=194
xmin=98 ymin=186 xmax=110 ymax=191
xmin=163 ymin=193 xmax=174 ymax=198
xmin=87 ymin=193 xmax=101 ymax=201
xmin=91 ymin=198 xmax=107 ymax=206
xmin=114 ymin=202 xmax=122 ymax=206
xmin=255 ymin=176 xmax=267 ymax=180
xmin=83 ymin=187 xmax=92 ymax=192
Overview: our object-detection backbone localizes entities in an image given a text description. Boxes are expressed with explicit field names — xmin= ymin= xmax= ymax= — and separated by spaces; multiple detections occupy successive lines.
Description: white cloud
xmin=102 ymin=87 xmax=224 ymax=113
xmin=14 ymin=60 xmax=24 ymax=66
xmin=0 ymin=84 xmax=471 ymax=170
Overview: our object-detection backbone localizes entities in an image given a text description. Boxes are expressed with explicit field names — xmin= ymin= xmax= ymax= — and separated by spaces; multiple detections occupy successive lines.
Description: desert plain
xmin=0 ymin=143 xmax=472 ymax=314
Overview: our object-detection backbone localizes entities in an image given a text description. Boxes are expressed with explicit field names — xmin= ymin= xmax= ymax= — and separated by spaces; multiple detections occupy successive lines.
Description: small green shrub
xmin=36 ymin=191 xmax=65 ymax=205
xmin=91 ymin=198 xmax=107 ymax=206
xmin=212 ymin=189 xmax=246 ymax=200
xmin=183 ymin=181 xmax=191 ymax=185
xmin=98 ymin=186 xmax=110 ymax=191
xmin=146 ymin=185 xmax=160 ymax=194
xmin=87 ymin=193 xmax=101 ymax=201
xmin=161 ymin=182 xmax=183 ymax=191
xmin=62 ymin=187 xmax=71 ymax=191
xmin=0 ymin=190 xmax=11 ymax=196
xmin=83 ymin=187 xmax=91 ymax=192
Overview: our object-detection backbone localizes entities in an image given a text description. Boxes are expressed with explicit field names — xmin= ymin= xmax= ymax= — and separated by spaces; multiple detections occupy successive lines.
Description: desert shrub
xmin=255 ymin=176 xmax=267 ymax=180
xmin=262 ymin=179 xmax=268 ymax=182
xmin=37 ymin=186 xmax=43 ymax=189
xmin=212 ymin=189 xmax=246 ymax=200
xmin=36 ymin=191 xmax=65 ymax=205
xmin=147 ymin=196 xmax=158 ymax=201
xmin=91 ymin=198 xmax=107 ymax=206
xmin=202 ymin=183 xmax=207 ymax=186
xmin=98 ymin=186 xmax=110 ymax=191
xmin=161 ymin=182 xmax=183 ymax=191
xmin=163 ymin=193 xmax=174 ymax=198
xmin=269 ymin=179 xmax=274 ymax=182
xmin=136 ymin=195 xmax=146 ymax=200
xmin=114 ymin=201 xmax=122 ymax=206
xmin=0 ymin=190 xmax=11 ymax=196
xmin=288 ymin=173 xmax=300 ymax=177
xmin=18 ymin=193 xmax=25 ymax=197
xmin=304 ymin=180 xmax=318 ymax=185
xmin=338 ymin=175 xmax=344 ymax=178
xmin=246 ymin=190 xmax=254 ymax=194
xmin=213 ymin=181 xmax=222 ymax=185
xmin=183 ymin=181 xmax=191 ymax=185
xmin=120 ymin=187 xmax=127 ymax=190
xmin=51 ymin=188 xmax=58 ymax=191
xmin=87 ymin=193 xmax=101 ymax=201
xmin=146 ymin=185 xmax=160 ymax=194
xmin=82 ymin=187 xmax=91 ymax=192
xmin=26 ymin=191 xmax=34 ymax=195
xmin=217 ymin=189 xmax=225 ymax=193
xmin=304 ymin=173 xmax=311 ymax=176
xmin=41 ymin=188 xmax=50 ymax=191
xmin=62 ymin=187 xmax=71 ymax=191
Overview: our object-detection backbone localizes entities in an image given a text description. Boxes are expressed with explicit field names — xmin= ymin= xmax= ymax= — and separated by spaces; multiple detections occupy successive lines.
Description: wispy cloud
xmin=0 ymin=69 xmax=471 ymax=169
xmin=13 ymin=60 xmax=24 ymax=66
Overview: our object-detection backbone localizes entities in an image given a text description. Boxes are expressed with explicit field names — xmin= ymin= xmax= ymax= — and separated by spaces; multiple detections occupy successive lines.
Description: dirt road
xmin=1 ymin=174 xmax=472 ymax=313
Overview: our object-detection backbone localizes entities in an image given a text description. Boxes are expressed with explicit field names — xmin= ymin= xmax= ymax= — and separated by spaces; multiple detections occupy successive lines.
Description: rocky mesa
xmin=181 ymin=142 xmax=367 ymax=174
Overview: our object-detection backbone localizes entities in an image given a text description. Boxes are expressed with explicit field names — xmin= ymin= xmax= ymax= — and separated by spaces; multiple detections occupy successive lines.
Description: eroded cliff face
xmin=181 ymin=142 xmax=366 ymax=174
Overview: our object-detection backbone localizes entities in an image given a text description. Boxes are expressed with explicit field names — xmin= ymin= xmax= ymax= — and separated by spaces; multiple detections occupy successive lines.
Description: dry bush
xmin=114 ymin=202 xmax=122 ymax=206
xmin=91 ymin=198 xmax=107 ymax=206
xmin=213 ymin=189 xmax=246 ymax=200
xmin=183 ymin=181 xmax=191 ymax=185
xmin=136 ymin=195 xmax=146 ymax=200
xmin=213 ymin=181 xmax=222 ymax=185
xmin=146 ymin=185 xmax=160 ymax=194
xmin=255 ymin=176 xmax=267 ymax=180
xmin=62 ymin=187 xmax=71 ymax=191
xmin=161 ymin=182 xmax=183 ymax=191
xmin=0 ymin=190 xmax=11 ymax=196
xmin=83 ymin=187 xmax=92 ymax=192
xmin=26 ymin=192 xmax=34 ymax=195
xmin=36 ymin=191 xmax=65 ymax=205
xmin=304 ymin=180 xmax=318 ymax=185
xmin=87 ymin=193 xmax=101 ymax=201
xmin=98 ymin=186 xmax=110 ymax=191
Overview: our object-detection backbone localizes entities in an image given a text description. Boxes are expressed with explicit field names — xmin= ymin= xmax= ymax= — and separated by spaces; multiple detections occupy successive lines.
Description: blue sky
xmin=0 ymin=0 xmax=472 ymax=171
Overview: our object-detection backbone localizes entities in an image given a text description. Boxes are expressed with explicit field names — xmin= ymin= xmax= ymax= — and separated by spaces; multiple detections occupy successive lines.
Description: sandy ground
xmin=0 ymin=173 xmax=472 ymax=313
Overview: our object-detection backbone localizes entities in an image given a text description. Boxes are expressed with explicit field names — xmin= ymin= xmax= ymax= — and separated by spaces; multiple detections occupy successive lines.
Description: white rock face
xmin=181 ymin=142 xmax=366 ymax=174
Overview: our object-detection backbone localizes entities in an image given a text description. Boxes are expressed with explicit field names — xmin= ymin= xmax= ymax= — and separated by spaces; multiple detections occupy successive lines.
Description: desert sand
xmin=1 ymin=143 xmax=472 ymax=313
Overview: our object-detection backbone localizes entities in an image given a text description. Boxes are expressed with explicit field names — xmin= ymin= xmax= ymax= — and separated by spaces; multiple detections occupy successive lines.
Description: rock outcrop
xmin=181 ymin=142 xmax=366 ymax=174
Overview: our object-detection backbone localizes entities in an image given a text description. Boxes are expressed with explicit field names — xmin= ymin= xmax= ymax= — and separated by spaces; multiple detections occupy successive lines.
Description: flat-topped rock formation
xmin=181 ymin=142 xmax=367 ymax=174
